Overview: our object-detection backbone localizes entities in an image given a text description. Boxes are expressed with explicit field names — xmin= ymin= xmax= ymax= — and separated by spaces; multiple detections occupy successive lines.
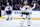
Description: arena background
xmin=0 ymin=0 xmax=40 ymax=20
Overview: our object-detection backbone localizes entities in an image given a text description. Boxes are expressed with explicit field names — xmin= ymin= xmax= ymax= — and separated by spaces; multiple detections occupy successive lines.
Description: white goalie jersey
xmin=20 ymin=3 xmax=36 ymax=13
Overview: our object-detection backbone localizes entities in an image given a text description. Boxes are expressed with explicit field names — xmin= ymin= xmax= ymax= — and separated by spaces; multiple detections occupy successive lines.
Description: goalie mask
xmin=24 ymin=1 xmax=28 ymax=5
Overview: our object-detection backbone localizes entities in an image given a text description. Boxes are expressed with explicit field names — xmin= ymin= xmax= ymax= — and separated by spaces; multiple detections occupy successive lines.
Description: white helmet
xmin=7 ymin=2 xmax=9 ymax=5
xmin=24 ymin=1 xmax=28 ymax=5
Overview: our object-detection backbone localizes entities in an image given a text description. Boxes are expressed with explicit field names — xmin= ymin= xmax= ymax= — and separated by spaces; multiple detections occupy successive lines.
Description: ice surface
xmin=0 ymin=19 xmax=40 ymax=27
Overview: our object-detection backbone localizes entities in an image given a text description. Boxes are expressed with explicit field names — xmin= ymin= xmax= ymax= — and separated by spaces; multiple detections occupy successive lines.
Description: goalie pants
xmin=21 ymin=12 xmax=31 ymax=26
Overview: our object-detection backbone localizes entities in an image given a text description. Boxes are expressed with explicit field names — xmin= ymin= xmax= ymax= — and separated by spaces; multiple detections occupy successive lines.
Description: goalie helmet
xmin=24 ymin=1 xmax=28 ymax=5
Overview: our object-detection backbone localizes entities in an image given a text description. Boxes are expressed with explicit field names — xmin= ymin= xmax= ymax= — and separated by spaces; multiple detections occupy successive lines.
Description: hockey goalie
xmin=20 ymin=2 xmax=36 ymax=27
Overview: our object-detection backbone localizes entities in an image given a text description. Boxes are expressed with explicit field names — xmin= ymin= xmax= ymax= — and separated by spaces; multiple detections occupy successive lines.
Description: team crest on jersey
xmin=8 ymin=7 xmax=10 ymax=9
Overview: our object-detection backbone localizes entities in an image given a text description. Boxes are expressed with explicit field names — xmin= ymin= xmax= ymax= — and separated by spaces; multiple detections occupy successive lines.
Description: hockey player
xmin=5 ymin=3 xmax=12 ymax=20
xmin=20 ymin=3 xmax=36 ymax=27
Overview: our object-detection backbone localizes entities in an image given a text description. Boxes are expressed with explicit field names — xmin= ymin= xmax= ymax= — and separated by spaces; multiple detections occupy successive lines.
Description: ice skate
xmin=6 ymin=18 xmax=9 ymax=21
xmin=10 ymin=18 xmax=12 ymax=20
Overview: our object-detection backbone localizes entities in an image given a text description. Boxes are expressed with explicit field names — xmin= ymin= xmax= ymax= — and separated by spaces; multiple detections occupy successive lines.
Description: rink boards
xmin=0 ymin=10 xmax=40 ymax=20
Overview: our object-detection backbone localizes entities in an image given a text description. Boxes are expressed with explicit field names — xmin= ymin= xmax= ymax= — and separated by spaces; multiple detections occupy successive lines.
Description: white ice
xmin=0 ymin=19 xmax=40 ymax=27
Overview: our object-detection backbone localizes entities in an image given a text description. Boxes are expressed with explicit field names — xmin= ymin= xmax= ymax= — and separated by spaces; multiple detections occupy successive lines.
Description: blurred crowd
xmin=0 ymin=0 xmax=40 ymax=10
